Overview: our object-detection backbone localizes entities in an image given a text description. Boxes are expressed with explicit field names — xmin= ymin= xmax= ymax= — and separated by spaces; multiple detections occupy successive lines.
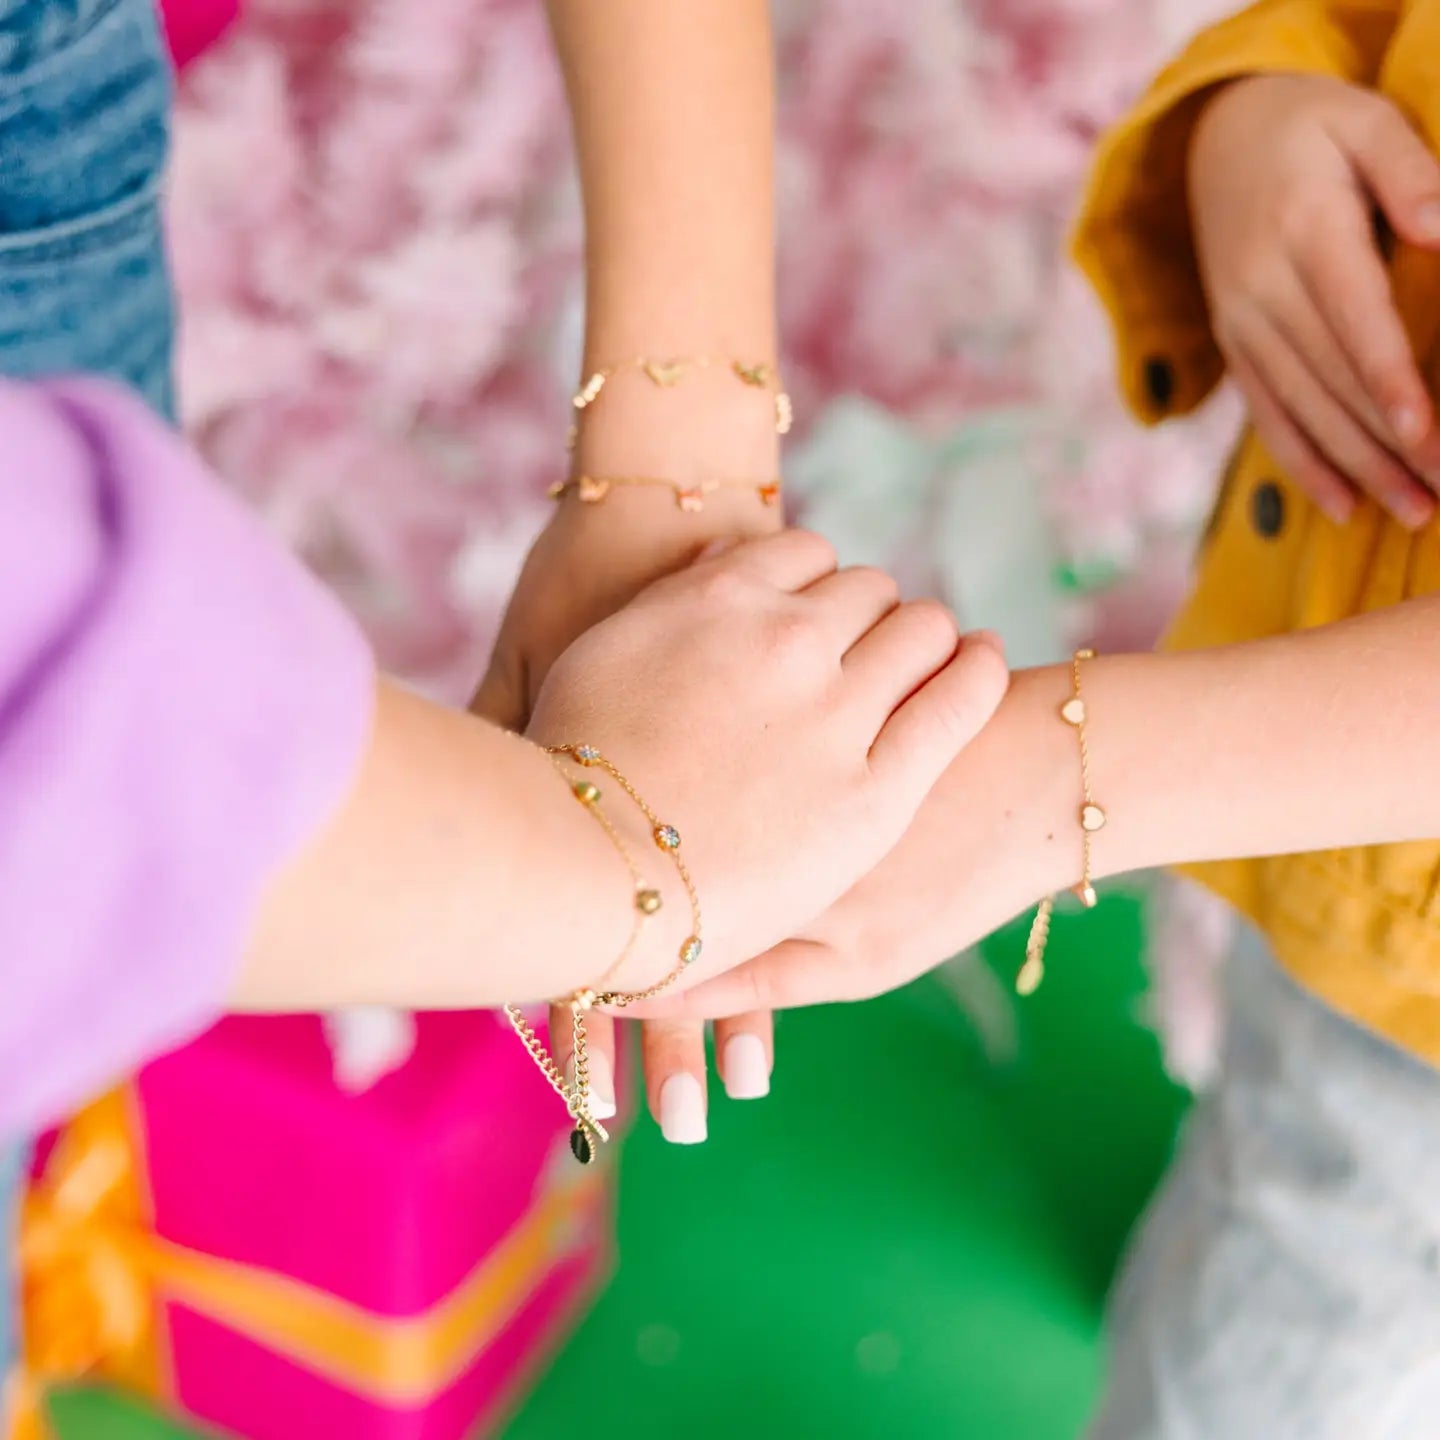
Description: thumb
xmin=1341 ymin=99 xmax=1440 ymax=247
xmin=469 ymin=646 xmax=529 ymax=732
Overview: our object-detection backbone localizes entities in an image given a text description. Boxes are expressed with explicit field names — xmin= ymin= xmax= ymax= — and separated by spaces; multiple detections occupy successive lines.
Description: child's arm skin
xmin=240 ymin=532 xmax=1008 ymax=1030
xmin=470 ymin=0 xmax=784 ymax=1125
xmin=1188 ymin=73 xmax=1440 ymax=527
xmin=648 ymin=596 xmax=1440 ymax=1017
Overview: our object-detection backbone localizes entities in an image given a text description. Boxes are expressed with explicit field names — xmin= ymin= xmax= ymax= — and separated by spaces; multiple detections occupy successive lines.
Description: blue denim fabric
xmin=0 ymin=0 xmax=175 ymax=416
xmin=0 ymin=1140 xmax=22 ymax=1378
xmin=0 ymin=0 xmax=177 ymax=1390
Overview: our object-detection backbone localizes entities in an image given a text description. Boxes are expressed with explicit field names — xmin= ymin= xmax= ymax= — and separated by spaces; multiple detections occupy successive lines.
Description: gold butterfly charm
xmin=733 ymin=361 xmax=773 ymax=387
xmin=757 ymin=482 xmax=781 ymax=506
xmin=676 ymin=488 xmax=707 ymax=513
xmin=644 ymin=360 xmax=690 ymax=387
xmin=577 ymin=476 xmax=611 ymax=503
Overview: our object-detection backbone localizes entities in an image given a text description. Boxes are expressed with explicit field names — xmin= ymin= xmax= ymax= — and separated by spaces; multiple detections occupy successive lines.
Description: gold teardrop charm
xmin=1015 ymin=955 xmax=1043 ymax=996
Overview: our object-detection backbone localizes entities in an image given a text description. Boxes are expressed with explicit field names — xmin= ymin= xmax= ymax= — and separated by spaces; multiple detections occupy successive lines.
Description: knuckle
xmin=796 ymin=529 xmax=839 ymax=572
xmin=850 ymin=564 xmax=899 ymax=598
xmin=692 ymin=562 xmax=754 ymax=607
xmin=900 ymin=599 xmax=960 ymax=652
xmin=765 ymin=604 xmax=824 ymax=659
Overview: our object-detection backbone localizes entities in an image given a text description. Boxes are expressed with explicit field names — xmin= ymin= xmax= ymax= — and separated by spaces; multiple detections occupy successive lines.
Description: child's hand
xmin=472 ymin=486 xmax=782 ymax=1139
xmin=527 ymin=531 xmax=1010 ymax=989
xmin=472 ymin=486 xmax=782 ymax=732
xmin=1189 ymin=73 xmax=1440 ymax=527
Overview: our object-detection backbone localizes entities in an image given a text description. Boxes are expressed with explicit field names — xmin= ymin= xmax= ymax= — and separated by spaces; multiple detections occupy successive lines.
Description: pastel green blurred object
xmin=53 ymin=898 xmax=1182 ymax=1440
xmin=508 ymin=895 xmax=1185 ymax=1440
xmin=785 ymin=398 xmax=1067 ymax=669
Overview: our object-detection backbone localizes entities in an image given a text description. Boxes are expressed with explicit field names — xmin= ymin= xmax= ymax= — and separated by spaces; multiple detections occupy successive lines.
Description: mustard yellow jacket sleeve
xmin=1071 ymin=0 xmax=1403 ymax=425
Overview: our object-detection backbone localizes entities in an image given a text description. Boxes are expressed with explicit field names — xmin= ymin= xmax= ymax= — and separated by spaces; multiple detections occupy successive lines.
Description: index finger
xmin=1297 ymin=210 xmax=1436 ymax=456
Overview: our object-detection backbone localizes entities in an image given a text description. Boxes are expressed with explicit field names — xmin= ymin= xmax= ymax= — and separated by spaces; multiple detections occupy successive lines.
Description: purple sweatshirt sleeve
xmin=0 ymin=379 xmax=374 ymax=1135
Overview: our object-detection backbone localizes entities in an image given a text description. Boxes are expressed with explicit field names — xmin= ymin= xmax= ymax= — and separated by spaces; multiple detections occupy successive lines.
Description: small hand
xmin=1189 ymin=73 xmax=1440 ymax=527
xmin=525 ymin=532 xmax=1009 ymax=1120
xmin=633 ymin=655 xmax=1080 ymax=1024
xmin=472 ymin=489 xmax=784 ymax=1141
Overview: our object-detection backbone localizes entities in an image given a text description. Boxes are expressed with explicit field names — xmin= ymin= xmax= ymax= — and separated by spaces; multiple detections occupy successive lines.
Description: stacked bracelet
xmin=504 ymin=744 xmax=704 ymax=1165
xmin=568 ymin=354 xmax=793 ymax=442
xmin=548 ymin=474 xmax=782 ymax=513
xmin=1015 ymin=648 xmax=1104 ymax=997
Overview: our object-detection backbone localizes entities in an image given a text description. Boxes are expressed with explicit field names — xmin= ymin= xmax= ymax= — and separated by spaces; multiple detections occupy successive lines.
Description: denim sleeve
xmin=0 ymin=0 xmax=175 ymax=417
xmin=0 ymin=0 xmax=178 ymax=1392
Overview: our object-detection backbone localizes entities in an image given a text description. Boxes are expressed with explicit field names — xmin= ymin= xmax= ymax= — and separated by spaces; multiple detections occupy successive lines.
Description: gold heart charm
xmin=676 ymin=488 xmax=706 ymax=513
xmin=577 ymin=476 xmax=611 ymax=503
xmin=644 ymin=360 xmax=689 ymax=387
xmin=546 ymin=480 xmax=568 ymax=501
xmin=1080 ymin=803 xmax=1107 ymax=833
xmin=733 ymin=361 xmax=772 ymax=387
xmin=1060 ymin=697 xmax=1086 ymax=726
xmin=757 ymin=482 xmax=781 ymax=506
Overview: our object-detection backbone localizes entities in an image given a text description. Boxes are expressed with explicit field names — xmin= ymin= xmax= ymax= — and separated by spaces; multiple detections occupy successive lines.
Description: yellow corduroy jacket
xmin=1073 ymin=0 xmax=1440 ymax=1064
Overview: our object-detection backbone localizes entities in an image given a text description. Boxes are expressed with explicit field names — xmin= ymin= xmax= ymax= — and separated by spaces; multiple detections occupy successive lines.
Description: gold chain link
xmin=1016 ymin=649 xmax=1103 ymax=996
xmin=503 ymin=743 xmax=705 ymax=1163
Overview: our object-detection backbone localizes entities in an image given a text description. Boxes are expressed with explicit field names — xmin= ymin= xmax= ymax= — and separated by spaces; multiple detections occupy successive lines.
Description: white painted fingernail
xmin=659 ymin=1073 xmax=707 ymax=1144
xmin=722 ymin=1034 xmax=771 ymax=1100
xmin=565 ymin=1051 xmax=617 ymax=1121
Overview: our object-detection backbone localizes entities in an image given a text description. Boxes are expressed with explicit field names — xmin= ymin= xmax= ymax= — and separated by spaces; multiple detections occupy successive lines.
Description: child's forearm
xmin=939 ymin=596 xmax=1440 ymax=917
xmin=547 ymin=0 xmax=780 ymax=487
xmin=548 ymin=0 xmax=775 ymax=361
xmin=235 ymin=680 xmax=680 ymax=1013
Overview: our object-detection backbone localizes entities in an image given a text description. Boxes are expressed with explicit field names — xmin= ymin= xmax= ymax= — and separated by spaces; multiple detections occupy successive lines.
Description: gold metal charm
xmin=1018 ymin=649 xmax=1105 ymax=996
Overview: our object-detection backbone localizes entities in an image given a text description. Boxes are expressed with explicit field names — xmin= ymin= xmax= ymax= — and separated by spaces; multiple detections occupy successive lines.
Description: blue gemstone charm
xmin=575 ymin=745 xmax=601 ymax=765
xmin=654 ymin=824 xmax=681 ymax=850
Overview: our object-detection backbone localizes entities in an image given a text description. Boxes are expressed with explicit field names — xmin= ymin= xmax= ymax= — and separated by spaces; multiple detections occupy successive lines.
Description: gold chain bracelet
xmin=504 ymin=744 xmax=704 ymax=1165
xmin=1016 ymin=648 xmax=1104 ymax=996
xmin=566 ymin=354 xmax=793 ymax=448
xmin=547 ymin=474 xmax=782 ymax=513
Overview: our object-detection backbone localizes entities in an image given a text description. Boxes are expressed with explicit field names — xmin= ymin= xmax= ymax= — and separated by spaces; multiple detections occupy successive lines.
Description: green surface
xmin=51 ymin=899 xmax=1184 ymax=1440
xmin=48 ymin=1388 xmax=210 ymax=1439
xmin=505 ymin=896 xmax=1185 ymax=1440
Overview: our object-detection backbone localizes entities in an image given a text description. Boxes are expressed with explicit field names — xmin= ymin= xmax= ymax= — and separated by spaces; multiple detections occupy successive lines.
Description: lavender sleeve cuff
xmin=0 ymin=378 xmax=375 ymax=1135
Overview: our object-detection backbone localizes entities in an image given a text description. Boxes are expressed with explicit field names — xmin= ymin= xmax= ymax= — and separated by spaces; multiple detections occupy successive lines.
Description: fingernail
xmin=566 ymin=1051 xmax=617 ymax=1121
xmin=1398 ymin=495 xmax=1436 ymax=531
xmin=722 ymin=1034 xmax=771 ymax=1100
xmin=1324 ymin=493 xmax=1355 ymax=526
xmin=1392 ymin=404 xmax=1429 ymax=446
xmin=659 ymin=1073 xmax=707 ymax=1144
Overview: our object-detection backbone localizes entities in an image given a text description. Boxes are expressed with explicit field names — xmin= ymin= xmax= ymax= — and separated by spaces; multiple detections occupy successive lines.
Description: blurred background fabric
xmin=52 ymin=1 xmax=1249 ymax=1434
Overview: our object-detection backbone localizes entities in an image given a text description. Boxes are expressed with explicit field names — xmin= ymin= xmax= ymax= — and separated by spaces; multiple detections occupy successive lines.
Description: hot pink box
xmin=96 ymin=1010 xmax=614 ymax=1439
